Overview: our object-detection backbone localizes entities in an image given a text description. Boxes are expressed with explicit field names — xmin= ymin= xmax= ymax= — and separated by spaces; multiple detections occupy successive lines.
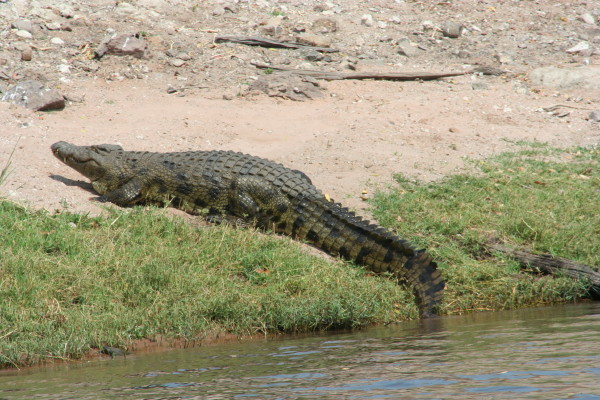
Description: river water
xmin=2 ymin=303 xmax=600 ymax=399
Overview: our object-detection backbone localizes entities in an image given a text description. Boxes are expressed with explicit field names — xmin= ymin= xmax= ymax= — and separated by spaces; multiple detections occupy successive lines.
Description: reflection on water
xmin=2 ymin=303 xmax=600 ymax=399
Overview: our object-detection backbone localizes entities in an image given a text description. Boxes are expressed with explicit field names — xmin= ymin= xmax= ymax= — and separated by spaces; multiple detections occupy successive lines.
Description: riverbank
xmin=1 ymin=145 xmax=597 ymax=370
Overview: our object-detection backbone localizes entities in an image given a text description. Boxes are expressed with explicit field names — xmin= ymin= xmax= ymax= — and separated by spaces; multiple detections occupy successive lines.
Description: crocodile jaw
xmin=51 ymin=141 xmax=118 ymax=182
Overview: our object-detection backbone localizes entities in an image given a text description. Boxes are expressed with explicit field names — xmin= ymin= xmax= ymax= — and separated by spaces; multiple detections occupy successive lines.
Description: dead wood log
xmin=489 ymin=242 xmax=600 ymax=297
xmin=250 ymin=62 xmax=503 ymax=81
xmin=214 ymin=36 xmax=339 ymax=53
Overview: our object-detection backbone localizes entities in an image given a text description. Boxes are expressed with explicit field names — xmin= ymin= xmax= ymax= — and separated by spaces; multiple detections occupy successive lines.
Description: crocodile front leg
xmin=93 ymin=178 xmax=144 ymax=206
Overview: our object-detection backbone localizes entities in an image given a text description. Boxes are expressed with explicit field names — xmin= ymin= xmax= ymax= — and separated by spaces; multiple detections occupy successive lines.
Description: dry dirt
xmin=0 ymin=0 xmax=599 ymax=217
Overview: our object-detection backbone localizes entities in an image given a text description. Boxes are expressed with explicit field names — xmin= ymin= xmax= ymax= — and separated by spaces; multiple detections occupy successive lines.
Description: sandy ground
xmin=0 ymin=0 xmax=599 ymax=217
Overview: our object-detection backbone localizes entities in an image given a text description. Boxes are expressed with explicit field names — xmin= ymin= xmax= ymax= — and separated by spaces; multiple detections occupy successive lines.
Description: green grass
xmin=0 ymin=140 xmax=17 ymax=188
xmin=372 ymin=144 xmax=598 ymax=314
xmin=0 ymin=203 xmax=410 ymax=368
xmin=0 ymin=144 xmax=597 ymax=368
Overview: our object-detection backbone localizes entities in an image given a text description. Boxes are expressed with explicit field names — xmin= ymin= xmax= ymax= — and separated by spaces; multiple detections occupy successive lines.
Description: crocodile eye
xmin=94 ymin=144 xmax=124 ymax=153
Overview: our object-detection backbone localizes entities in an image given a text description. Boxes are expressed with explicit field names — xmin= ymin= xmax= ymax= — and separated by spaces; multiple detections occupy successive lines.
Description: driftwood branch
xmin=489 ymin=242 xmax=600 ymax=296
xmin=215 ymin=35 xmax=339 ymax=53
xmin=250 ymin=61 xmax=504 ymax=81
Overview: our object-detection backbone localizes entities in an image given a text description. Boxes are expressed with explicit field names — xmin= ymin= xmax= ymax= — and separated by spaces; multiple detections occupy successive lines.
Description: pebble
xmin=21 ymin=47 xmax=33 ymax=61
xmin=303 ymin=49 xmax=323 ymax=62
xmin=15 ymin=30 xmax=33 ymax=39
xmin=312 ymin=18 xmax=338 ymax=33
xmin=442 ymin=22 xmax=463 ymax=38
xmin=1 ymin=80 xmax=65 ymax=111
xmin=57 ymin=4 xmax=75 ymax=18
xmin=589 ymin=111 xmax=600 ymax=122
xmin=340 ymin=57 xmax=358 ymax=70
xmin=176 ymin=52 xmax=192 ymax=61
xmin=566 ymin=41 xmax=590 ymax=54
xmin=494 ymin=53 xmax=513 ymax=64
xmin=471 ymin=81 xmax=488 ymax=90
xmin=51 ymin=37 xmax=65 ymax=45
xmin=530 ymin=66 xmax=600 ymax=89
xmin=169 ymin=58 xmax=185 ymax=67
xmin=114 ymin=2 xmax=137 ymax=16
xmin=96 ymin=34 xmax=148 ymax=59
xmin=262 ymin=16 xmax=283 ymax=35
xmin=361 ymin=14 xmax=374 ymax=27
xmin=296 ymin=33 xmax=331 ymax=48
xmin=57 ymin=64 xmax=71 ymax=73
xmin=580 ymin=13 xmax=596 ymax=25
xmin=397 ymin=38 xmax=420 ymax=57
xmin=45 ymin=22 xmax=62 ymax=30
xmin=11 ymin=20 xmax=34 ymax=33
xmin=456 ymin=49 xmax=471 ymax=58
xmin=421 ymin=20 xmax=436 ymax=31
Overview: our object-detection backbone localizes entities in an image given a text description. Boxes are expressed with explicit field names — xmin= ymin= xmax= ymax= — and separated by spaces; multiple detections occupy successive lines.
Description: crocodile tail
xmin=283 ymin=197 xmax=445 ymax=317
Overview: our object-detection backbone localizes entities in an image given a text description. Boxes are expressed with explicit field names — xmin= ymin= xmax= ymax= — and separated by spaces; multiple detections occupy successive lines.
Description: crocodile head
xmin=51 ymin=141 xmax=127 ymax=194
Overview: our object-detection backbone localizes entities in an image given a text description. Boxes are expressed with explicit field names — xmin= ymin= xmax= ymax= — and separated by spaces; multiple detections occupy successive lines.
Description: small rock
xmin=361 ymin=14 xmax=374 ymax=27
xmin=175 ymin=52 xmax=192 ymax=61
xmin=513 ymin=82 xmax=529 ymax=95
xmin=442 ymin=22 xmax=463 ymax=38
xmin=494 ymin=53 xmax=513 ymax=64
xmin=249 ymin=74 xmax=324 ymax=101
xmin=397 ymin=38 xmax=420 ymax=57
xmin=29 ymin=6 xmax=58 ymax=21
xmin=377 ymin=21 xmax=388 ymax=29
xmin=169 ymin=58 xmax=185 ymax=67
xmin=1 ymin=80 xmax=65 ymax=111
xmin=15 ymin=30 xmax=33 ymax=39
xmin=114 ymin=2 xmax=137 ymax=16
xmin=421 ymin=20 xmax=436 ymax=31
xmin=21 ymin=47 xmax=33 ymax=61
xmin=530 ymin=66 xmax=600 ymax=89
xmin=340 ymin=57 xmax=358 ymax=70
xmin=303 ymin=49 xmax=323 ymax=61
xmin=588 ymin=111 xmax=600 ymax=122
xmin=57 ymin=64 xmax=71 ymax=74
xmin=45 ymin=22 xmax=62 ymax=30
xmin=50 ymin=37 xmax=64 ymax=45
xmin=580 ymin=13 xmax=596 ymax=25
xmin=11 ymin=20 xmax=34 ymax=33
xmin=471 ymin=81 xmax=488 ymax=90
xmin=296 ymin=33 xmax=331 ymax=48
xmin=95 ymin=34 xmax=148 ymax=59
xmin=456 ymin=49 xmax=471 ymax=58
xmin=262 ymin=16 xmax=284 ymax=35
xmin=222 ymin=94 xmax=234 ymax=100
xmin=566 ymin=41 xmax=590 ymax=54
xmin=57 ymin=4 xmax=75 ymax=18
xmin=312 ymin=18 xmax=337 ymax=33
xmin=390 ymin=16 xmax=402 ymax=24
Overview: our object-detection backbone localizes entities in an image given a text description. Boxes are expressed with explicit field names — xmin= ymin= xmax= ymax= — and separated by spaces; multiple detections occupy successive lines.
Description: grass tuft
xmin=0 ymin=139 xmax=18 ymax=187
xmin=372 ymin=144 xmax=598 ymax=314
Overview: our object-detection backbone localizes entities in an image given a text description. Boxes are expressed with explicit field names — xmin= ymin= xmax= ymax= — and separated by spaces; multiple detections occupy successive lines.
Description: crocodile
xmin=51 ymin=141 xmax=445 ymax=317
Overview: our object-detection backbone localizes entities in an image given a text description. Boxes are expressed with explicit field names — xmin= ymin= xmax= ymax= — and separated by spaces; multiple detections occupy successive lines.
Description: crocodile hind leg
xmin=226 ymin=176 xmax=294 ymax=230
